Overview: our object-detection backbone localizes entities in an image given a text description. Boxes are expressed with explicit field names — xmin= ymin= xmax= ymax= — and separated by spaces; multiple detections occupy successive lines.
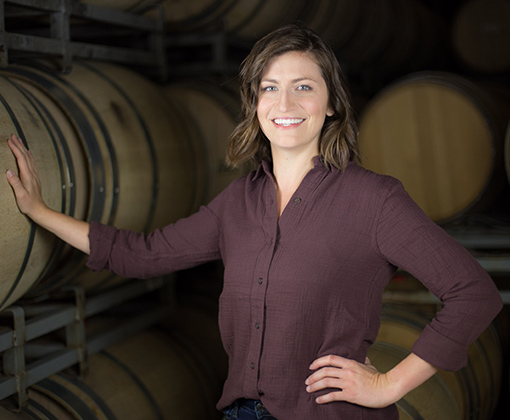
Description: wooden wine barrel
xmin=78 ymin=61 xmax=199 ymax=231
xmin=1 ymin=60 xmax=198 ymax=302
xmin=452 ymin=0 xmax=510 ymax=74
xmin=164 ymin=80 xmax=251 ymax=204
xmin=152 ymin=0 xmax=444 ymax=73
xmin=152 ymin=0 xmax=310 ymax=39
xmin=331 ymin=0 xmax=394 ymax=66
xmin=161 ymin=0 xmax=387 ymax=56
xmin=144 ymin=0 xmax=235 ymax=32
xmin=375 ymin=306 xmax=503 ymax=420
xmin=143 ymin=0 xmax=443 ymax=74
xmin=371 ymin=0 xmax=445 ymax=75
xmin=0 ymin=401 xmax=74 ymax=419
xmin=224 ymin=0 xmax=311 ymax=42
xmin=0 ymin=74 xmax=82 ymax=311
xmin=368 ymin=341 xmax=461 ymax=420
xmin=358 ymin=72 xmax=509 ymax=224
xmin=302 ymin=0 xmax=362 ymax=52
xmin=146 ymin=0 xmax=360 ymax=51
xmin=0 ymin=329 xmax=221 ymax=419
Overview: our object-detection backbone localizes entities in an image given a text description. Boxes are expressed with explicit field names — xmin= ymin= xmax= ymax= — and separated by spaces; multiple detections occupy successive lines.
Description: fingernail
xmin=6 ymin=169 xmax=14 ymax=178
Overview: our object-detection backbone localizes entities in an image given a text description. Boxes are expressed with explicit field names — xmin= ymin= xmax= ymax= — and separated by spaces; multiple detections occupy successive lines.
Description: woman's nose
xmin=277 ymin=90 xmax=295 ymax=112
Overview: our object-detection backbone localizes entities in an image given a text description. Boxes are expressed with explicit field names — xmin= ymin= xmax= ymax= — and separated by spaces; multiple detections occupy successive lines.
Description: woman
xmin=6 ymin=24 xmax=502 ymax=420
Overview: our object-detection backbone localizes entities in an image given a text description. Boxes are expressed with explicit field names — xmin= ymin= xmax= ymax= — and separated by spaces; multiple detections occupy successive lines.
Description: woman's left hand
xmin=305 ymin=354 xmax=399 ymax=408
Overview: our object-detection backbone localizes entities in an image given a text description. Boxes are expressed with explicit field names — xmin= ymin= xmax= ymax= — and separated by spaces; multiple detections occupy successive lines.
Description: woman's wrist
xmin=385 ymin=353 xmax=438 ymax=402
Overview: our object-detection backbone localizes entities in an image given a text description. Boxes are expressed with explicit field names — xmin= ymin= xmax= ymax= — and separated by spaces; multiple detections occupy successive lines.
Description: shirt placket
xmin=242 ymin=164 xmax=326 ymax=397
xmin=243 ymin=181 xmax=279 ymax=396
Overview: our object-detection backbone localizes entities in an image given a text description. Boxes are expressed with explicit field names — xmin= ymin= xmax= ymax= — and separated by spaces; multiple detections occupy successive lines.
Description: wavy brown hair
xmin=226 ymin=23 xmax=360 ymax=171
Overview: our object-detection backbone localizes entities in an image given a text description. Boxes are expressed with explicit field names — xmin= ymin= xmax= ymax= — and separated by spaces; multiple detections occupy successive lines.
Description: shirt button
xmin=258 ymin=277 xmax=263 ymax=285
xmin=250 ymin=362 xmax=255 ymax=369
xmin=255 ymin=322 xmax=260 ymax=329
xmin=294 ymin=197 xmax=302 ymax=204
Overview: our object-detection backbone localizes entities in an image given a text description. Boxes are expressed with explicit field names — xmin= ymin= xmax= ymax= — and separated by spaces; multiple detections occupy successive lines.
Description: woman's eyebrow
xmin=260 ymin=77 xmax=317 ymax=84
xmin=292 ymin=77 xmax=317 ymax=83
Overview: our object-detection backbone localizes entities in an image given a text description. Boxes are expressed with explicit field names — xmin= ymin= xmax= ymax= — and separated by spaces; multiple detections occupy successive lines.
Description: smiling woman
xmin=5 ymin=23 xmax=503 ymax=420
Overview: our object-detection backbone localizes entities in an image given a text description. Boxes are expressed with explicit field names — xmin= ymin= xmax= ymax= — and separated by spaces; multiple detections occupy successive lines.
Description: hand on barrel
xmin=5 ymin=134 xmax=47 ymax=219
xmin=306 ymin=354 xmax=400 ymax=408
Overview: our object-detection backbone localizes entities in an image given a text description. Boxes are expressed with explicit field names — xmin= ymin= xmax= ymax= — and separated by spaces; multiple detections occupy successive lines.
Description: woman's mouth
xmin=273 ymin=118 xmax=305 ymax=127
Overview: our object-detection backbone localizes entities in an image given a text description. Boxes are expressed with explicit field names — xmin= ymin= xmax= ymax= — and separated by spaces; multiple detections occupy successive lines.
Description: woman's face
xmin=257 ymin=51 xmax=333 ymax=157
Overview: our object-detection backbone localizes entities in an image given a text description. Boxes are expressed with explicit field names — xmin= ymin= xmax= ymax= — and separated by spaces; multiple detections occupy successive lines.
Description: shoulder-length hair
xmin=226 ymin=23 xmax=360 ymax=171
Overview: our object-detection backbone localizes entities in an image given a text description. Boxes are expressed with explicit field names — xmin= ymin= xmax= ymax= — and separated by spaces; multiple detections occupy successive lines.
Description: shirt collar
xmin=251 ymin=155 xmax=335 ymax=182
xmin=251 ymin=161 xmax=270 ymax=181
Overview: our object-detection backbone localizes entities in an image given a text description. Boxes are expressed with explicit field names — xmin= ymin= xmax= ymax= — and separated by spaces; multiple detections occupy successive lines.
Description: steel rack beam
xmin=446 ymin=228 xmax=510 ymax=249
xmin=85 ymin=276 xmax=164 ymax=317
xmin=383 ymin=290 xmax=441 ymax=305
xmin=445 ymin=227 xmax=510 ymax=274
xmin=383 ymin=289 xmax=510 ymax=306
xmin=475 ymin=257 xmax=510 ymax=273
xmin=86 ymin=304 xmax=171 ymax=355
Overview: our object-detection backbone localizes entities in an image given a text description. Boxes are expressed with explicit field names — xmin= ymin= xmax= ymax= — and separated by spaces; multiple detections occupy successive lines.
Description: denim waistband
xmin=224 ymin=398 xmax=275 ymax=419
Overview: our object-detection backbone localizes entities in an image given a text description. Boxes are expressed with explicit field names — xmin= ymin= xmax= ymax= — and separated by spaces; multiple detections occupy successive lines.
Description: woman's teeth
xmin=273 ymin=118 xmax=304 ymax=126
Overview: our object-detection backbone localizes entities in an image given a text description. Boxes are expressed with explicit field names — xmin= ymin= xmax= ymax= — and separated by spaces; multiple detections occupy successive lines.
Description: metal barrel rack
xmin=0 ymin=277 xmax=172 ymax=409
xmin=0 ymin=0 xmax=246 ymax=80
xmin=0 ymin=0 xmax=166 ymax=78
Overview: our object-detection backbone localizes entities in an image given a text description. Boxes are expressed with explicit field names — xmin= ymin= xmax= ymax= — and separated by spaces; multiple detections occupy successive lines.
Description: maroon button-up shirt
xmin=87 ymin=157 xmax=502 ymax=420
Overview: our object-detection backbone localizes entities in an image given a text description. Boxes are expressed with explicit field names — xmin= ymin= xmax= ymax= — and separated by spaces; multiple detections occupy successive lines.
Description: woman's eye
xmin=297 ymin=85 xmax=311 ymax=91
xmin=261 ymin=86 xmax=277 ymax=92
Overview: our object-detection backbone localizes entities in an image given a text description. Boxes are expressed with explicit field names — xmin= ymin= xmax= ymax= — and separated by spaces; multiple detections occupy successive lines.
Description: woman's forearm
xmin=31 ymin=205 xmax=91 ymax=255
xmin=385 ymin=352 xmax=439 ymax=402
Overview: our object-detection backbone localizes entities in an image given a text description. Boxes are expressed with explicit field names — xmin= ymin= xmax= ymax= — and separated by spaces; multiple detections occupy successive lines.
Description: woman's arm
xmin=305 ymin=352 xmax=437 ymax=408
xmin=6 ymin=134 xmax=91 ymax=254
xmin=305 ymin=178 xmax=500 ymax=409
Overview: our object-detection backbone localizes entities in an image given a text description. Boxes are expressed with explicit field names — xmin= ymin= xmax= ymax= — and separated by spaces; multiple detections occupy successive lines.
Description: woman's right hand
xmin=5 ymin=133 xmax=91 ymax=254
xmin=6 ymin=133 xmax=48 ymax=219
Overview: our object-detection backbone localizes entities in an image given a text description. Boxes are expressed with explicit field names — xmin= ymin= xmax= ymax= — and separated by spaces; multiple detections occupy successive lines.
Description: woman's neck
xmin=272 ymin=149 xmax=317 ymax=218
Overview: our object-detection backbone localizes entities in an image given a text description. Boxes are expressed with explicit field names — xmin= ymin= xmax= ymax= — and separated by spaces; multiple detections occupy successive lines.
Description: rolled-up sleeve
xmin=87 ymin=222 xmax=119 ymax=273
xmin=375 ymin=181 xmax=503 ymax=371
xmin=86 ymin=203 xmax=222 ymax=279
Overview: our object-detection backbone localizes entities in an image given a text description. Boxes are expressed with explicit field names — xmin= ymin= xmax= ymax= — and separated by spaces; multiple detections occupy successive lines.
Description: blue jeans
xmin=224 ymin=399 xmax=277 ymax=419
